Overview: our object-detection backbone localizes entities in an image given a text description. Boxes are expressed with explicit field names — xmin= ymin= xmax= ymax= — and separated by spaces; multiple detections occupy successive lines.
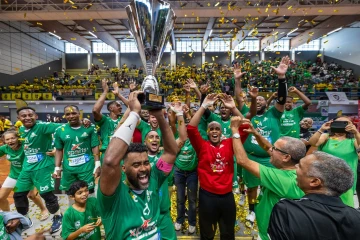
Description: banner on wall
xmin=326 ymin=92 xmax=349 ymax=104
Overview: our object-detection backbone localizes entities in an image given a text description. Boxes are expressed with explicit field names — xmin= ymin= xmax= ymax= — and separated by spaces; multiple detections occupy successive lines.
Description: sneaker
xmin=50 ymin=214 xmax=63 ymax=234
xmin=188 ymin=225 xmax=196 ymax=234
xmin=245 ymin=211 xmax=256 ymax=228
xmin=174 ymin=222 xmax=182 ymax=231
xmin=238 ymin=194 xmax=246 ymax=206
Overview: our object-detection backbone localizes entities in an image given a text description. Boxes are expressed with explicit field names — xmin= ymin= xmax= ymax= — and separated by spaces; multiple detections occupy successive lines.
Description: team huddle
xmin=0 ymin=56 xmax=360 ymax=240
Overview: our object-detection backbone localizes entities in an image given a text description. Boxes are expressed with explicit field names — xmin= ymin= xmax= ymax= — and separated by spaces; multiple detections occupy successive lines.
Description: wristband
xmin=201 ymin=103 xmax=209 ymax=109
xmin=54 ymin=166 xmax=61 ymax=172
xmin=176 ymin=112 xmax=184 ymax=117
xmin=112 ymin=111 xmax=140 ymax=145
xmin=93 ymin=161 xmax=101 ymax=174
xmin=317 ymin=130 xmax=324 ymax=134
xmin=156 ymin=158 xmax=174 ymax=173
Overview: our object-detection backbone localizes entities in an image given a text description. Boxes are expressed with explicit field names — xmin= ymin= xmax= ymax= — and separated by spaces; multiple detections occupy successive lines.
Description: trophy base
xmin=137 ymin=91 xmax=165 ymax=110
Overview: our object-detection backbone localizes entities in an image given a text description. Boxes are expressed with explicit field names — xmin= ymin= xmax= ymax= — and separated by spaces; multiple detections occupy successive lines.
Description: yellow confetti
xmin=89 ymin=18 xmax=93 ymax=21
xmin=324 ymin=40 xmax=329 ymax=44
xmin=288 ymin=6 xmax=292 ymax=10
xmin=307 ymin=38 xmax=311 ymax=44
xmin=214 ymin=2 xmax=220 ymax=7
xmin=93 ymin=27 xmax=96 ymax=32
xmin=317 ymin=54 xmax=322 ymax=57
xmin=334 ymin=9 xmax=339 ymax=13
xmin=188 ymin=52 xmax=193 ymax=57
xmin=71 ymin=38 xmax=77 ymax=40
xmin=212 ymin=57 xmax=215 ymax=61
xmin=275 ymin=52 xmax=280 ymax=55
xmin=318 ymin=9 xmax=323 ymax=13
xmin=207 ymin=3 xmax=211 ymax=7
xmin=265 ymin=8 xmax=269 ymax=12
xmin=24 ymin=13 xmax=26 ymax=18
xmin=36 ymin=22 xmax=42 ymax=25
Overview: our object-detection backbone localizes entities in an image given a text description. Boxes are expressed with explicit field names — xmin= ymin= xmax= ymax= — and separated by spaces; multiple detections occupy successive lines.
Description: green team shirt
xmin=198 ymin=117 xmax=209 ymax=140
xmin=175 ymin=139 xmax=197 ymax=171
xmin=0 ymin=145 xmax=24 ymax=179
xmin=19 ymin=121 xmax=61 ymax=171
xmin=95 ymin=115 xmax=121 ymax=152
xmin=0 ymin=215 xmax=10 ymax=240
xmin=137 ymin=120 xmax=162 ymax=145
xmin=98 ymin=166 xmax=167 ymax=239
xmin=54 ymin=124 xmax=99 ymax=173
xmin=256 ymin=165 xmax=304 ymax=240
xmin=242 ymin=106 xmax=283 ymax=157
xmin=62 ymin=197 xmax=101 ymax=240
xmin=148 ymin=151 xmax=171 ymax=213
xmin=280 ymin=106 xmax=306 ymax=138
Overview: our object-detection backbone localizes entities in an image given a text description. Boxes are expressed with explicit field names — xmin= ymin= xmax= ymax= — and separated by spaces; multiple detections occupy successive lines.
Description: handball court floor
xmin=1 ymin=159 xmax=358 ymax=239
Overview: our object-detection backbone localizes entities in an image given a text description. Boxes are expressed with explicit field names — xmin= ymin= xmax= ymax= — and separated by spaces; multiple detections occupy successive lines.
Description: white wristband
xmin=176 ymin=112 xmax=184 ymax=116
xmin=93 ymin=161 xmax=101 ymax=174
xmin=112 ymin=111 xmax=140 ymax=145
xmin=201 ymin=104 xmax=209 ymax=109
xmin=54 ymin=166 xmax=61 ymax=172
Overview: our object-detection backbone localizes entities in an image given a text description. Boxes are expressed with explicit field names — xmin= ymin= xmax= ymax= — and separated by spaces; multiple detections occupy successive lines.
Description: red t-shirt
xmin=132 ymin=128 xmax=142 ymax=143
xmin=187 ymin=125 xmax=248 ymax=194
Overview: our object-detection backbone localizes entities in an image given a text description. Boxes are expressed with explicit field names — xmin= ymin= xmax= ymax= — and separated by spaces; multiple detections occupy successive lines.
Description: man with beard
xmin=93 ymin=80 xmax=123 ymax=164
xmin=53 ymin=105 xmax=100 ymax=194
xmin=187 ymin=93 xmax=249 ymax=239
xmin=98 ymin=91 xmax=178 ymax=239
xmin=279 ymin=86 xmax=311 ymax=138
xmin=299 ymin=118 xmax=313 ymax=150
xmin=14 ymin=107 xmax=64 ymax=234
xmin=231 ymin=117 xmax=305 ymax=240
xmin=235 ymin=56 xmax=290 ymax=227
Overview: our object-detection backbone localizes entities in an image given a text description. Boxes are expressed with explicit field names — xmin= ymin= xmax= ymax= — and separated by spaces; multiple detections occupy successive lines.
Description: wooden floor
xmin=0 ymin=156 xmax=13 ymax=204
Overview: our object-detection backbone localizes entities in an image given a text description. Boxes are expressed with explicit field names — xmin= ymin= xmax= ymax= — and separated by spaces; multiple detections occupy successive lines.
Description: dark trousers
xmin=174 ymin=167 xmax=198 ymax=226
xmin=199 ymin=188 xmax=236 ymax=240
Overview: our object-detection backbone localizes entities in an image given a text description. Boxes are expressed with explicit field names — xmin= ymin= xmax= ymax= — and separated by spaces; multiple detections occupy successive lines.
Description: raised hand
xmin=203 ymin=93 xmax=218 ymax=107
xmin=128 ymin=91 xmax=142 ymax=114
xmin=186 ymin=78 xmax=197 ymax=89
xmin=129 ymin=81 xmax=138 ymax=92
xmin=288 ymin=86 xmax=298 ymax=93
xmin=200 ymin=80 xmax=211 ymax=94
xmin=345 ymin=122 xmax=358 ymax=134
xmin=233 ymin=63 xmax=246 ymax=80
xmin=248 ymin=85 xmax=259 ymax=99
xmin=183 ymin=84 xmax=191 ymax=93
xmin=320 ymin=120 xmax=333 ymax=132
xmin=101 ymin=79 xmax=109 ymax=93
xmin=112 ymin=82 xmax=119 ymax=95
xmin=271 ymin=56 xmax=290 ymax=78
xmin=219 ymin=94 xmax=236 ymax=110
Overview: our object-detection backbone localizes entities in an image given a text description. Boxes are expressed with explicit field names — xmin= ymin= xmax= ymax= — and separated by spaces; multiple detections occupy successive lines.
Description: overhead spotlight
xmin=287 ymin=28 xmax=298 ymax=36
xmin=88 ymin=31 xmax=97 ymax=38
xmin=49 ymin=32 xmax=61 ymax=40
xmin=327 ymin=27 xmax=342 ymax=35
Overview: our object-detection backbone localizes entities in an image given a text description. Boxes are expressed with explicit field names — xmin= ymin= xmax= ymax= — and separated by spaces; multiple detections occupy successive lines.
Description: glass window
xmin=65 ymin=43 xmax=87 ymax=53
xmin=265 ymin=39 xmax=290 ymax=51
xmin=93 ymin=42 xmax=116 ymax=53
xmin=176 ymin=40 xmax=202 ymax=52
xmin=205 ymin=40 xmax=230 ymax=52
xmin=120 ymin=41 xmax=138 ymax=53
xmin=294 ymin=39 xmax=321 ymax=51
xmin=235 ymin=40 xmax=260 ymax=51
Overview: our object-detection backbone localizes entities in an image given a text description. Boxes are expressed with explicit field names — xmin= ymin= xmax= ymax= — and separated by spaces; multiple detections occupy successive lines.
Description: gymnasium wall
xmin=295 ymin=51 xmax=320 ymax=62
xmin=92 ymin=53 xmax=116 ymax=68
xmin=205 ymin=52 xmax=231 ymax=66
xmin=176 ymin=52 xmax=202 ymax=66
xmin=65 ymin=54 xmax=88 ymax=69
xmin=0 ymin=21 xmax=64 ymax=77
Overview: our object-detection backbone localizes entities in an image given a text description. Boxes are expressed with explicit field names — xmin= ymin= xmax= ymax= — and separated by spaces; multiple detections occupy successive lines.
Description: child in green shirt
xmin=62 ymin=181 xmax=102 ymax=240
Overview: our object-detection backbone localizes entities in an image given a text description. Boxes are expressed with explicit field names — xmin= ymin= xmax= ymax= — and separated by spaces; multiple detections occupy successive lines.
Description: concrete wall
xmin=176 ymin=52 xmax=202 ymax=66
xmin=295 ymin=51 xmax=320 ymax=62
xmin=235 ymin=51 xmax=261 ymax=63
xmin=120 ymin=53 xmax=142 ymax=68
xmin=65 ymin=54 xmax=88 ymax=69
xmin=92 ymin=53 xmax=116 ymax=68
xmin=205 ymin=52 xmax=231 ymax=66
xmin=0 ymin=21 xmax=64 ymax=75
xmin=265 ymin=51 xmax=291 ymax=60
xmin=0 ymin=59 xmax=62 ymax=86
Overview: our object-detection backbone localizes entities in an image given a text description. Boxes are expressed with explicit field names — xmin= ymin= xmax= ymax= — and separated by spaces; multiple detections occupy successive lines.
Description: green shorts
xmin=15 ymin=165 xmax=55 ymax=194
xmin=100 ymin=151 xmax=105 ymax=165
xmin=232 ymin=159 xmax=239 ymax=189
xmin=243 ymin=154 xmax=273 ymax=188
xmin=60 ymin=170 xmax=95 ymax=191
xmin=158 ymin=212 xmax=176 ymax=240
xmin=237 ymin=165 xmax=243 ymax=178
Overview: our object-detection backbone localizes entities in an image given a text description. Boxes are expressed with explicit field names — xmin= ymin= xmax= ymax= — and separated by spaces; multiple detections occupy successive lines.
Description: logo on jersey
xmin=75 ymin=221 xmax=81 ymax=229
xmin=81 ymin=132 xmax=88 ymax=137
xmin=66 ymin=135 xmax=70 ymax=139
xmin=30 ymin=132 xmax=37 ymax=138
xmin=71 ymin=142 xmax=83 ymax=150
xmin=40 ymin=185 xmax=49 ymax=192
xmin=129 ymin=217 xmax=157 ymax=238
xmin=75 ymin=136 xmax=79 ymax=143
xmin=210 ymin=152 xmax=227 ymax=172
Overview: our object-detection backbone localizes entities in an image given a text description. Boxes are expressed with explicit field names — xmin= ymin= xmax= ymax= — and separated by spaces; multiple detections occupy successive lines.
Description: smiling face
xmin=3 ymin=132 xmax=20 ymax=150
xmin=207 ymin=122 xmax=222 ymax=146
xmin=285 ymin=97 xmax=294 ymax=111
xmin=300 ymin=118 xmax=313 ymax=129
xmin=145 ymin=131 xmax=160 ymax=155
xmin=71 ymin=186 xmax=89 ymax=205
xmin=123 ymin=152 xmax=151 ymax=190
xmin=256 ymin=96 xmax=267 ymax=114
xmin=109 ymin=101 xmax=122 ymax=116
xmin=140 ymin=110 xmax=150 ymax=121
xmin=18 ymin=109 xmax=38 ymax=129
xmin=64 ymin=106 xmax=81 ymax=127
xmin=219 ymin=103 xmax=231 ymax=121
xmin=149 ymin=115 xmax=158 ymax=129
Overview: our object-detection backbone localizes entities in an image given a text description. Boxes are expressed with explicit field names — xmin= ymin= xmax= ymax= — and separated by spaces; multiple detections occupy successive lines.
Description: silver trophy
xmin=126 ymin=0 xmax=176 ymax=109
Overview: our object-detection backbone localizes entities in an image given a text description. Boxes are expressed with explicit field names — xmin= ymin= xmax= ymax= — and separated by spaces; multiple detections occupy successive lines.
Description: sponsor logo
xmin=81 ymin=132 xmax=88 ymax=137
xmin=75 ymin=221 xmax=81 ymax=229
xmin=40 ymin=185 xmax=49 ymax=192
xmin=30 ymin=132 xmax=37 ymax=138
xmin=71 ymin=142 xmax=83 ymax=150
xmin=66 ymin=135 xmax=70 ymax=139
xmin=129 ymin=217 xmax=157 ymax=238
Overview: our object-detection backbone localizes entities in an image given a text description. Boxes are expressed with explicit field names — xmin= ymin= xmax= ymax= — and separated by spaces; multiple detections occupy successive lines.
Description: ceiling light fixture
xmin=88 ymin=31 xmax=97 ymax=38
xmin=49 ymin=32 xmax=61 ymax=40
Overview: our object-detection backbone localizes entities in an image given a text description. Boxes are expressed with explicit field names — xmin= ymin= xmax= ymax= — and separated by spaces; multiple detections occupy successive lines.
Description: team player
xmin=62 ymin=181 xmax=102 ymax=240
xmin=14 ymin=107 xmax=63 ymax=234
xmin=92 ymin=79 xmax=123 ymax=164
xmin=0 ymin=130 xmax=49 ymax=220
xmin=235 ymin=56 xmax=289 ymax=226
xmin=53 ymin=105 xmax=100 ymax=193
xmin=98 ymin=91 xmax=178 ymax=239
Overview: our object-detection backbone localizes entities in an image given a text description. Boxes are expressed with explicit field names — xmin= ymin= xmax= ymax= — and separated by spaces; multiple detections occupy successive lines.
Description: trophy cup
xmin=126 ymin=0 xmax=176 ymax=110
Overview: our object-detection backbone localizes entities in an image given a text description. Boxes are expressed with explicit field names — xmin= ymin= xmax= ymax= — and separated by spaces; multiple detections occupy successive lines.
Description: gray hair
xmin=307 ymin=151 xmax=354 ymax=196
xmin=280 ymin=136 xmax=306 ymax=164
xmin=208 ymin=121 xmax=221 ymax=130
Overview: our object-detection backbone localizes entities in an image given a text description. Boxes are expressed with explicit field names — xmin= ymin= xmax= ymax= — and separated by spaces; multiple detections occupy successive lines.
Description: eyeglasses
xmin=271 ymin=146 xmax=289 ymax=155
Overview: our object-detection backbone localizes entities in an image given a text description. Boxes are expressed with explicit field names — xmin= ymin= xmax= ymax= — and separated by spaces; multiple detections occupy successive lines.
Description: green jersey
xmin=242 ymin=106 xmax=283 ymax=157
xmin=148 ymin=151 xmax=171 ymax=213
xmin=198 ymin=117 xmax=209 ymax=140
xmin=0 ymin=144 xmax=24 ymax=179
xmin=280 ymin=106 xmax=305 ymax=138
xmin=98 ymin=166 xmax=167 ymax=239
xmin=95 ymin=115 xmax=121 ymax=152
xmin=137 ymin=120 xmax=162 ymax=145
xmin=175 ymin=139 xmax=197 ymax=171
xmin=256 ymin=165 xmax=304 ymax=240
xmin=54 ymin=124 xmax=99 ymax=173
xmin=62 ymin=197 xmax=101 ymax=240
xmin=19 ymin=121 xmax=61 ymax=171
xmin=0 ymin=215 xmax=10 ymax=240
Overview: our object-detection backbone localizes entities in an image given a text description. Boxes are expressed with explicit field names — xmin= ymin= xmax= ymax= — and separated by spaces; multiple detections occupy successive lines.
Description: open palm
xmin=271 ymin=56 xmax=290 ymax=77
xmin=233 ymin=63 xmax=246 ymax=79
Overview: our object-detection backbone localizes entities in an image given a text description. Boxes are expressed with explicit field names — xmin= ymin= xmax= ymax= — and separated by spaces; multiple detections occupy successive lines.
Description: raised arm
xmin=266 ymin=92 xmax=277 ymax=109
xmin=112 ymin=82 xmax=129 ymax=106
xmin=233 ymin=64 xmax=246 ymax=111
xmin=308 ymin=120 xmax=332 ymax=147
xmin=243 ymin=121 xmax=273 ymax=152
xmin=271 ymin=56 xmax=290 ymax=113
xmin=219 ymin=93 xmax=245 ymax=118
xmin=100 ymin=91 xmax=142 ymax=196
xmin=183 ymin=84 xmax=191 ymax=109
xmin=92 ymin=79 xmax=108 ymax=122
xmin=150 ymin=108 xmax=178 ymax=172
xmin=187 ymin=78 xmax=201 ymax=101
xmin=246 ymin=86 xmax=258 ymax=119
xmin=288 ymin=87 xmax=311 ymax=109
xmin=231 ymin=117 xmax=260 ymax=177
xmin=188 ymin=93 xmax=218 ymax=127
xmin=171 ymin=103 xmax=187 ymax=148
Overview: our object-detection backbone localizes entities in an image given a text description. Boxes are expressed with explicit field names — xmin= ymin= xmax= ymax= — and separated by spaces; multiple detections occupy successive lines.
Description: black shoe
xmin=50 ymin=214 xmax=63 ymax=234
